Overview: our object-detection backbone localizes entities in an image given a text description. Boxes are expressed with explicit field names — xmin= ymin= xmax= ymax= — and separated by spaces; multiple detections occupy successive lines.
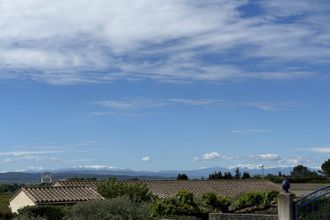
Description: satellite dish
xmin=41 ymin=172 xmax=53 ymax=184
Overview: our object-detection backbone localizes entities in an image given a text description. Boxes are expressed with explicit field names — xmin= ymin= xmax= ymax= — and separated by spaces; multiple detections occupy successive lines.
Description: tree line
xmin=177 ymin=159 xmax=330 ymax=183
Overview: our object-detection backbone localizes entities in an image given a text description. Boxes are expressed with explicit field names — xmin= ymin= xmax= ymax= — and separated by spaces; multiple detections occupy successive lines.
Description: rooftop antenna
xmin=41 ymin=172 xmax=53 ymax=184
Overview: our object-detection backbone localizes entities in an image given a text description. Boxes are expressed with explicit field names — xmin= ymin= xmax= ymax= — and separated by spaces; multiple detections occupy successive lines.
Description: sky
xmin=0 ymin=0 xmax=330 ymax=172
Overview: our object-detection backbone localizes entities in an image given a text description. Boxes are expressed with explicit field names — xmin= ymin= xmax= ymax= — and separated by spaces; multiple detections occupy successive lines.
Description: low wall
xmin=209 ymin=213 xmax=278 ymax=220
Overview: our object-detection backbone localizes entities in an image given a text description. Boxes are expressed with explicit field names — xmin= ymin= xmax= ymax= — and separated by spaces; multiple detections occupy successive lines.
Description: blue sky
xmin=0 ymin=0 xmax=329 ymax=172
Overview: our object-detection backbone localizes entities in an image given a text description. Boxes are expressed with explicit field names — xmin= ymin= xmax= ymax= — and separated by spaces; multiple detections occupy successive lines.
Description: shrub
xmin=97 ymin=180 xmax=154 ymax=202
xmin=200 ymin=192 xmax=230 ymax=212
xmin=150 ymin=190 xmax=205 ymax=218
xmin=232 ymin=190 xmax=279 ymax=211
xmin=0 ymin=209 xmax=14 ymax=220
xmin=17 ymin=205 xmax=68 ymax=220
xmin=263 ymin=190 xmax=279 ymax=207
xmin=66 ymin=196 xmax=151 ymax=220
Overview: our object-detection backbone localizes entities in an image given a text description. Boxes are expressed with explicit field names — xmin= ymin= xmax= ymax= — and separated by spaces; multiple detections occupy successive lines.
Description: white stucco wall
xmin=9 ymin=191 xmax=35 ymax=213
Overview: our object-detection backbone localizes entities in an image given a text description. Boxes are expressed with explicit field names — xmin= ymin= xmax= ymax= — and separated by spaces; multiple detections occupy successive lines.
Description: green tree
xmin=66 ymin=196 xmax=151 ymax=220
xmin=177 ymin=173 xmax=189 ymax=180
xmin=97 ymin=180 xmax=154 ymax=202
xmin=200 ymin=192 xmax=230 ymax=212
xmin=208 ymin=171 xmax=223 ymax=180
xmin=234 ymin=168 xmax=241 ymax=179
xmin=150 ymin=190 xmax=203 ymax=218
xmin=321 ymin=159 xmax=330 ymax=177
xmin=291 ymin=165 xmax=310 ymax=178
xmin=241 ymin=172 xmax=251 ymax=179
xmin=223 ymin=172 xmax=233 ymax=179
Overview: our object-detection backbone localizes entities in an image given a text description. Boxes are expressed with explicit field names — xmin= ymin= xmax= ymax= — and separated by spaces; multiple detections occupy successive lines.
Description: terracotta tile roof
xmin=18 ymin=186 xmax=104 ymax=204
xmin=54 ymin=179 xmax=281 ymax=198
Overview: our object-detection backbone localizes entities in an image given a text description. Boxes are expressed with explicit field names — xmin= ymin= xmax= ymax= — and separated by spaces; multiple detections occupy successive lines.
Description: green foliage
xmin=291 ymin=165 xmax=310 ymax=178
xmin=66 ymin=196 xmax=151 ymax=220
xmin=0 ymin=184 xmax=20 ymax=217
xmin=176 ymin=190 xmax=195 ymax=205
xmin=241 ymin=172 xmax=251 ymax=179
xmin=208 ymin=171 xmax=223 ymax=180
xmin=0 ymin=209 xmax=14 ymax=220
xmin=177 ymin=173 xmax=189 ymax=180
xmin=234 ymin=168 xmax=241 ymax=179
xmin=0 ymin=184 xmax=20 ymax=193
xmin=321 ymin=159 xmax=330 ymax=177
xmin=97 ymin=180 xmax=154 ymax=202
xmin=200 ymin=192 xmax=230 ymax=212
xmin=17 ymin=205 xmax=68 ymax=220
xmin=232 ymin=190 xmax=279 ymax=210
xmin=223 ymin=172 xmax=233 ymax=179
xmin=150 ymin=190 xmax=204 ymax=218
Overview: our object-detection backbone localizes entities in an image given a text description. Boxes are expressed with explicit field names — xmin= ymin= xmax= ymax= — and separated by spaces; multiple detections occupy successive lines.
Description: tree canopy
xmin=321 ymin=159 xmax=330 ymax=177
xmin=177 ymin=173 xmax=189 ymax=180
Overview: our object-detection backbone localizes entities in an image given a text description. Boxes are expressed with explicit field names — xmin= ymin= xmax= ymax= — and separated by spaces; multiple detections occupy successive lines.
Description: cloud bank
xmin=0 ymin=0 xmax=328 ymax=84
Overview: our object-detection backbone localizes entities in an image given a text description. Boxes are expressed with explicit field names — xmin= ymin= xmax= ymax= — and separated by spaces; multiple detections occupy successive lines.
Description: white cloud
xmin=298 ymin=147 xmax=330 ymax=153
xmin=0 ymin=0 xmax=327 ymax=84
xmin=243 ymin=102 xmax=297 ymax=111
xmin=229 ymin=164 xmax=262 ymax=169
xmin=192 ymin=156 xmax=200 ymax=162
xmin=73 ymin=165 xmax=117 ymax=170
xmin=141 ymin=156 xmax=151 ymax=162
xmin=201 ymin=152 xmax=222 ymax=161
xmin=0 ymin=150 xmax=59 ymax=157
xmin=95 ymin=98 xmax=164 ymax=110
xmin=250 ymin=154 xmax=281 ymax=161
xmin=231 ymin=129 xmax=271 ymax=134
xmin=167 ymin=98 xmax=222 ymax=106
xmin=278 ymin=156 xmax=311 ymax=167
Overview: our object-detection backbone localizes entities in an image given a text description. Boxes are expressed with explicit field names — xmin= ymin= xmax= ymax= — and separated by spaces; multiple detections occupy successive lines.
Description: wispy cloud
xmin=167 ymin=98 xmax=222 ymax=106
xmin=73 ymin=165 xmax=118 ymax=170
xmin=249 ymin=154 xmax=282 ymax=161
xmin=141 ymin=156 xmax=151 ymax=162
xmin=243 ymin=102 xmax=298 ymax=111
xmin=297 ymin=147 xmax=330 ymax=153
xmin=95 ymin=98 xmax=164 ymax=110
xmin=193 ymin=152 xmax=235 ymax=161
xmin=229 ymin=164 xmax=263 ymax=169
xmin=231 ymin=129 xmax=271 ymax=134
xmin=0 ymin=0 xmax=327 ymax=85
xmin=278 ymin=156 xmax=311 ymax=167
xmin=0 ymin=150 xmax=59 ymax=157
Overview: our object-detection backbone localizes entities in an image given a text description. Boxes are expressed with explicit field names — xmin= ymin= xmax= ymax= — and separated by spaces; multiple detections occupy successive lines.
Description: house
xmin=9 ymin=186 xmax=104 ymax=213
xmin=54 ymin=179 xmax=281 ymax=198
xmin=10 ymin=179 xmax=280 ymax=213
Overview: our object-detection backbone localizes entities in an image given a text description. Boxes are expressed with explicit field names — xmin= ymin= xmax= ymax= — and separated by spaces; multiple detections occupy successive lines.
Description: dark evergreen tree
xmin=208 ymin=171 xmax=223 ymax=180
xmin=234 ymin=168 xmax=241 ymax=179
xmin=241 ymin=172 xmax=251 ymax=179
xmin=177 ymin=173 xmax=189 ymax=180
xmin=321 ymin=159 xmax=330 ymax=177
xmin=223 ymin=172 xmax=233 ymax=179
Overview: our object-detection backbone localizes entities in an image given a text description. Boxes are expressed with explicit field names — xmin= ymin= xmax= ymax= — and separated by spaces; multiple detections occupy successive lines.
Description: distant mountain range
xmin=0 ymin=166 xmax=300 ymax=184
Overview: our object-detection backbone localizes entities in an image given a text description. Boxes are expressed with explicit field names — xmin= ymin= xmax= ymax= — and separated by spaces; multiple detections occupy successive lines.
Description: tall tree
xmin=223 ymin=172 xmax=233 ymax=179
xmin=208 ymin=171 xmax=223 ymax=180
xmin=321 ymin=159 xmax=330 ymax=177
xmin=291 ymin=165 xmax=310 ymax=178
xmin=177 ymin=173 xmax=189 ymax=180
xmin=234 ymin=168 xmax=241 ymax=179
xmin=241 ymin=172 xmax=251 ymax=179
